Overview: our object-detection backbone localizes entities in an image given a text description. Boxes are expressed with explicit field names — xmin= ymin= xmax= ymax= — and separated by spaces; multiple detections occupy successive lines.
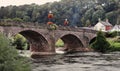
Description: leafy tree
xmin=85 ymin=19 xmax=91 ymax=27
xmin=12 ymin=18 xmax=23 ymax=23
xmin=23 ymin=16 xmax=31 ymax=22
xmin=91 ymin=31 xmax=110 ymax=52
xmin=13 ymin=34 xmax=28 ymax=50
xmin=105 ymin=11 xmax=118 ymax=25
xmin=0 ymin=33 xmax=31 ymax=71
xmin=92 ymin=9 xmax=105 ymax=25
xmin=0 ymin=0 xmax=119 ymax=26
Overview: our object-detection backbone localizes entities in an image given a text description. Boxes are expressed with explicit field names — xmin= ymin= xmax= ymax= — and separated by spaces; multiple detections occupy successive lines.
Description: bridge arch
xmin=89 ymin=37 xmax=96 ymax=45
xmin=16 ymin=30 xmax=50 ymax=52
xmin=57 ymin=34 xmax=84 ymax=52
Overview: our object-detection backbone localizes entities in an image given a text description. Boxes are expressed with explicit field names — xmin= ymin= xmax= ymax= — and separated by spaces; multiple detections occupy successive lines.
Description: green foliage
xmin=12 ymin=18 xmax=23 ymax=23
xmin=48 ymin=24 xmax=58 ymax=30
xmin=55 ymin=39 xmax=64 ymax=47
xmin=0 ymin=33 xmax=31 ymax=71
xmin=108 ymin=36 xmax=120 ymax=43
xmin=107 ymin=37 xmax=120 ymax=51
xmin=0 ymin=0 xmax=119 ymax=26
xmin=13 ymin=34 xmax=28 ymax=50
xmin=105 ymin=31 xmax=117 ymax=37
xmin=106 ymin=11 xmax=118 ymax=25
xmin=85 ymin=19 xmax=91 ymax=27
xmin=91 ymin=31 xmax=110 ymax=52
xmin=92 ymin=9 xmax=105 ymax=25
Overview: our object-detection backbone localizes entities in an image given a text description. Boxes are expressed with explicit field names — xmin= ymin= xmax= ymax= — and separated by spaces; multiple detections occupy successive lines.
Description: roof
xmin=110 ymin=25 xmax=120 ymax=32
xmin=99 ymin=21 xmax=112 ymax=26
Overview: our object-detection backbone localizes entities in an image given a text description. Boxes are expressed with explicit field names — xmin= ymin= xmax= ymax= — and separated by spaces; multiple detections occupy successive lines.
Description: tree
xmin=85 ymin=19 xmax=91 ymax=27
xmin=0 ymin=33 xmax=31 ymax=71
xmin=105 ymin=11 xmax=118 ymax=25
xmin=91 ymin=31 xmax=110 ymax=52
xmin=13 ymin=34 xmax=28 ymax=50
xmin=12 ymin=18 xmax=23 ymax=23
xmin=92 ymin=9 xmax=105 ymax=25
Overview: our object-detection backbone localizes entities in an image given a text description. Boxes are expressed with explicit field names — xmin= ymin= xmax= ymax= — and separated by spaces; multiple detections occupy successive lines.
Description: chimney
xmin=106 ymin=18 xmax=109 ymax=22
xmin=98 ymin=18 xmax=101 ymax=22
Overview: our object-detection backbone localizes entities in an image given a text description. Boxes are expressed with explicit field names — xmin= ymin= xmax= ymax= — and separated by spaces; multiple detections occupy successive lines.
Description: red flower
xmin=48 ymin=13 xmax=53 ymax=19
xmin=47 ymin=22 xmax=53 ymax=25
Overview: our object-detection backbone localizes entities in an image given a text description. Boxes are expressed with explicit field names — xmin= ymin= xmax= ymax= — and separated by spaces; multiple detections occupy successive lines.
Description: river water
xmin=30 ymin=52 xmax=120 ymax=71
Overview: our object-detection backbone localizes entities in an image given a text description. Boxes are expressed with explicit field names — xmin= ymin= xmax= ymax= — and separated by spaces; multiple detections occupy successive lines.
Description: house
xmin=110 ymin=25 xmax=120 ymax=32
xmin=94 ymin=19 xmax=113 ymax=32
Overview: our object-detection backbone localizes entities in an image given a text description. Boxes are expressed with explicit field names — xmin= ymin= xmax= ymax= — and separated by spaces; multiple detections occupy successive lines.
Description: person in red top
xmin=48 ymin=11 xmax=53 ymax=19
xmin=64 ymin=19 xmax=69 ymax=26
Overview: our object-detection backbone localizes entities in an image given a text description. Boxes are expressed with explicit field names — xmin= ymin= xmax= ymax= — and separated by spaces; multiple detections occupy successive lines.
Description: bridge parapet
xmin=0 ymin=22 xmax=97 ymax=34
xmin=57 ymin=26 xmax=97 ymax=34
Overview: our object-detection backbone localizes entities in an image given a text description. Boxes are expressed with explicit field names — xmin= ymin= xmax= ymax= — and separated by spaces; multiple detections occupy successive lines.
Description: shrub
xmin=12 ymin=18 xmax=23 ymax=23
xmin=105 ymin=31 xmax=117 ymax=37
xmin=48 ymin=24 xmax=58 ymax=30
xmin=91 ymin=31 xmax=110 ymax=53
xmin=13 ymin=34 xmax=28 ymax=50
xmin=55 ymin=39 xmax=64 ymax=47
xmin=0 ymin=33 xmax=31 ymax=71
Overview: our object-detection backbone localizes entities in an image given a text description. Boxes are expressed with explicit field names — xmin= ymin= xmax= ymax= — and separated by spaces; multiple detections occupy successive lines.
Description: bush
xmin=107 ymin=37 xmax=120 ymax=52
xmin=13 ymin=34 xmax=28 ymax=50
xmin=48 ymin=24 xmax=58 ymax=30
xmin=55 ymin=39 xmax=64 ymax=47
xmin=0 ymin=33 xmax=31 ymax=71
xmin=105 ymin=31 xmax=117 ymax=37
xmin=12 ymin=18 xmax=23 ymax=23
xmin=91 ymin=31 xmax=110 ymax=53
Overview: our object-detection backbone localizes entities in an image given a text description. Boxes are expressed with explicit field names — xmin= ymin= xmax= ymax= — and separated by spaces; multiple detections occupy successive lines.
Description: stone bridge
xmin=0 ymin=25 xmax=97 ymax=55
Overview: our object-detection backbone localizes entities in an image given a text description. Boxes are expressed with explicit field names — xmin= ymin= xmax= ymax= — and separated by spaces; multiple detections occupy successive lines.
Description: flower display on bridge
xmin=47 ymin=22 xmax=53 ymax=25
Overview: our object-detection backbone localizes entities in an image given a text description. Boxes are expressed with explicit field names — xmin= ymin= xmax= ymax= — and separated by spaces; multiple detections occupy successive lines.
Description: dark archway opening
xmin=13 ymin=34 xmax=29 ymax=50
xmin=89 ymin=37 xmax=96 ymax=45
xmin=55 ymin=34 xmax=84 ymax=53
xmin=16 ymin=30 xmax=49 ymax=52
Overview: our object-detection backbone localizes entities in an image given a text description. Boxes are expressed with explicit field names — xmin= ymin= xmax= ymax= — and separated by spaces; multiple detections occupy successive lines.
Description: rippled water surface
xmin=31 ymin=52 xmax=120 ymax=71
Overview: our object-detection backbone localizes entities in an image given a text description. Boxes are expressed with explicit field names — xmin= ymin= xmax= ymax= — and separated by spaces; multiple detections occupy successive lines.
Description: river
xmin=30 ymin=52 xmax=120 ymax=71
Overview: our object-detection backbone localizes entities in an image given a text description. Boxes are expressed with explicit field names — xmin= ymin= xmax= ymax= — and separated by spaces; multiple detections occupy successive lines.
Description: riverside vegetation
xmin=0 ymin=0 xmax=119 ymax=26
xmin=56 ymin=31 xmax=120 ymax=53
xmin=0 ymin=33 xmax=31 ymax=71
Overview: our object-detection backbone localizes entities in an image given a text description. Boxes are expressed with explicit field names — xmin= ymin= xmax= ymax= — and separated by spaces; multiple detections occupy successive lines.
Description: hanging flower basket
xmin=47 ymin=22 xmax=53 ymax=25
xmin=48 ymin=13 xmax=53 ymax=19
xmin=47 ymin=24 xmax=58 ymax=30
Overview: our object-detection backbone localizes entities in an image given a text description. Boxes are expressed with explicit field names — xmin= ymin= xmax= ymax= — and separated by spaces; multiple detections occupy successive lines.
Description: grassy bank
xmin=107 ymin=37 xmax=120 ymax=52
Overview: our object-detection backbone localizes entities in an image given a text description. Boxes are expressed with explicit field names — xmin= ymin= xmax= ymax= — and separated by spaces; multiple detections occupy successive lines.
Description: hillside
xmin=0 ymin=0 xmax=119 ymax=26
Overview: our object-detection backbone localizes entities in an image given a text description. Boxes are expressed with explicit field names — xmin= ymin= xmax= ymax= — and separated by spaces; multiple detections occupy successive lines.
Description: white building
xmin=110 ymin=25 xmax=120 ymax=32
xmin=94 ymin=19 xmax=113 ymax=32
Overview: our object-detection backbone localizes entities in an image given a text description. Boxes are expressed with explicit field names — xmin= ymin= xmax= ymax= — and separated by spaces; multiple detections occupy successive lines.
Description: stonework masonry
xmin=0 ymin=26 xmax=97 ymax=55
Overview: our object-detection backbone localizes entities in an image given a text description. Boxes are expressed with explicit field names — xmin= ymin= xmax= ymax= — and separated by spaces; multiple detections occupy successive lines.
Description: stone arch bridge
xmin=0 ymin=25 xmax=97 ymax=55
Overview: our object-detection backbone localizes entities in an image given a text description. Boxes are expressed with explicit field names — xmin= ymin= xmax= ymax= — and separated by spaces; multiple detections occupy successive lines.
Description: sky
xmin=0 ymin=0 xmax=61 ymax=7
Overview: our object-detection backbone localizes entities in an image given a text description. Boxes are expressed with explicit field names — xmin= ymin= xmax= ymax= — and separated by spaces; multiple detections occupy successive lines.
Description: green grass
xmin=107 ymin=37 xmax=120 ymax=51
xmin=55 ymin=39 xmax=64 ymax=47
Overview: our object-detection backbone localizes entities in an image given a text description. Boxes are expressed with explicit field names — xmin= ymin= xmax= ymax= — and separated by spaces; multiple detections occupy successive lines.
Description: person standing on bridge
xmin=64 ymin=19 xmax=69 ymax=26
